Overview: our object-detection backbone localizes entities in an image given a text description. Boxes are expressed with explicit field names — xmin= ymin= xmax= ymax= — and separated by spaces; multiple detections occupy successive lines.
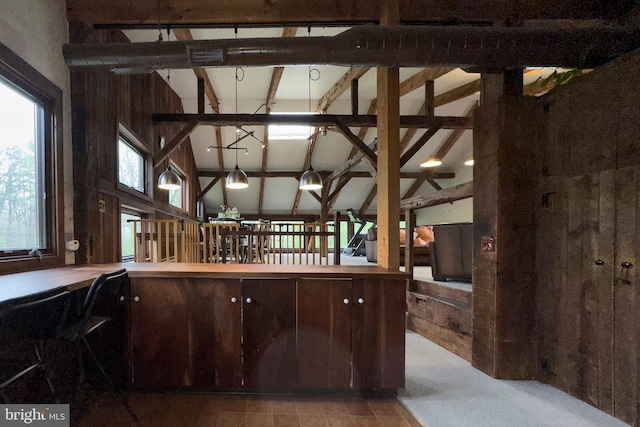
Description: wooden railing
xmin=131 ymin=219 xmax=200 ymax=263
xmin=131 ymin=219 xmax=335 ymax=265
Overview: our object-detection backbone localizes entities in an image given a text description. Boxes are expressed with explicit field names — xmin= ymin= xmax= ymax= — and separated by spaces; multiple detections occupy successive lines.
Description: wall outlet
xmin=481 ymin=236 xmax=495 ymax=252
xmin=99 ymin=199 xmax=106 ymax=213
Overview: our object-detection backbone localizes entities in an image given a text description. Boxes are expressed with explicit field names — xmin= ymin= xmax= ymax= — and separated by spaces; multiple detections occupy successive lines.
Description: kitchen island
xmin=0 ymin=263 xmax=408 ymax=394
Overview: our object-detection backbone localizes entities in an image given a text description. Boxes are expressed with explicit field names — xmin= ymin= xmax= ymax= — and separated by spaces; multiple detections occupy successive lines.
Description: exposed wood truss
xmin=260 ymin=27 xmax=297 ymax=215
xmin=400 ymin=181 xmax=473 ymax=210
xmin=198 ymin=170 xmax=454 ymax=179
xmin=153 ymin=113 xmax=473 ymax=129
xmin=293 ymin=67 xmax=371 ymax=215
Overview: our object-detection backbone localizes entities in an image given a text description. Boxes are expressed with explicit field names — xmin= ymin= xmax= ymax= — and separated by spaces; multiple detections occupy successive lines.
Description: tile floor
xmin=77 ymin=392 xmax=422 ymax=427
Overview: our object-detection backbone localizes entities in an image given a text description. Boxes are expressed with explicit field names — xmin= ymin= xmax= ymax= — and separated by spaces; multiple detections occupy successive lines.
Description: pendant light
xmin=299 ymin=51 xmax=323 ymax=191
xmin=158 ymin=166 xmax=181 ymax=190
xmin=156 ymin=28 xmax=181 ymax=191
xmin=226 ymin=64 xmax=249 ymax=189
xmin=299 ymin=166 xmax=323 ymax=190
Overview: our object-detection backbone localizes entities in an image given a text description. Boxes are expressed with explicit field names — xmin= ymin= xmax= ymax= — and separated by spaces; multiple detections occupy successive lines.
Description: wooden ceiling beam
xmin=292 ymin=132 xmax=319 ymax=215
xmin=153 ymin=113 xmax=473 ymax=129
xmin=260 ymin=28 xmax=297 ymax=215
xmin=402 ymin=175 xmax=429 ymax=200
xmin=153 ymin=119 xmax=199 ymax=167
xmin=317 ymin=67 xmax=370 ymax=113
xmin=198 ymin=170 xmax=455 ymax=179
xmin=196 ymin=176 xmax=220 ymax=202
xmin=399 ymin=126 xmax=440 ymax=167
xmin=328 ymin=176 xmax=352 ymax=203
xmin=359 ymin=184 xmax=377 ymax=217
xmin=426 ymin=178 xmax=443 ymax=191
xmin=401 ymin=181 xmax=473 ymax=210
xmin=293 ymin=66 xmax=372 ymax=215
xmin=173 ymin=28 xmax=227 ymax=206
xmin=333 ymin=121 xmax=378 ymax=167
xmin=432 ymin=99 xmax=479 ymax=161
xmin=67 ymin=0 xmax=620 ymax=26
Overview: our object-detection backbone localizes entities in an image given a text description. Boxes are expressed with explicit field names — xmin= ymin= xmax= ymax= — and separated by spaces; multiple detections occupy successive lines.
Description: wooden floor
xmin=77 ymin=392 xmax=422 ymax=427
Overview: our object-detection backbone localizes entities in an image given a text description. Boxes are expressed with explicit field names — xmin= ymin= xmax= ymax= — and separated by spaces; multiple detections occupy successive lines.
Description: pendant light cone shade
xmin=157 ymin=168 xmax=181 ymax=190
xmin=226 ymin=165 xmax=249 ymax=189
xmin=420 ymin=157 xmax=442 ymax=168
xmin=299 ymin=166 xmax=323 ymax=190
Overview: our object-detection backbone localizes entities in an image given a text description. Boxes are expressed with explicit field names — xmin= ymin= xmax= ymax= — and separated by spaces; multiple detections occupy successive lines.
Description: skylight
xmin=268 ymin=113 xmax=313 ymax=140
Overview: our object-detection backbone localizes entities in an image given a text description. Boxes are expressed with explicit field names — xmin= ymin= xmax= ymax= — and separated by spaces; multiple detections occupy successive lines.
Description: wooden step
xmin=409 ymin=280 xmax=471 ymax=307
xmin=406 ymin=281 xmax=472 ymax=361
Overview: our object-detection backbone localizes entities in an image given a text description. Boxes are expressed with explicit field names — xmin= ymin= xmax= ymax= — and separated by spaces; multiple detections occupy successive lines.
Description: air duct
xmin=63 ymin=25 xmax=640 ymax=72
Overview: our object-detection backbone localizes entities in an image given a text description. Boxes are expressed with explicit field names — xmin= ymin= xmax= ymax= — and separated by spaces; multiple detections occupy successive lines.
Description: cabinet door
xmin=352 ymin=278 xmax=406 ymax=390
xmin=130 ymin=277 xmax=191 ymax=389
xmin=242 ymin=278 xmax=297 ymax=390
xmin=188 ymin=278 xmax=242 ymax=390
xmin=297 ymin=278 xmax=352 ymax=389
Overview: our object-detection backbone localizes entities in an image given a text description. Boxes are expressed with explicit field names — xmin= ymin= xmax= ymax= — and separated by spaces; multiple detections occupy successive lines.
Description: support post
xmin=376 ymin=0 xmax=401 ymax=270
xmin=333 ymin=211 xmax=341 ymax=265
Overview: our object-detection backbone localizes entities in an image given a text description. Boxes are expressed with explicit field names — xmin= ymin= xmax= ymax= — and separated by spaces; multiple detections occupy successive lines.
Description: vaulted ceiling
xmin=65 ymin=0 xmax=640 ymax=218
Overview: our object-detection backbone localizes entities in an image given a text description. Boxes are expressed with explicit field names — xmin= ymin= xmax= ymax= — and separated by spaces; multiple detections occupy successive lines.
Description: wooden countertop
xmin=0 ymin=263 xmax=409 ymax=303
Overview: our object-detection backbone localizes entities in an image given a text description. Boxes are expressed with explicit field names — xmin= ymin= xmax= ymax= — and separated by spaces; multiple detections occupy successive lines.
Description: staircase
xmin=406 ymin=279 xmax=472 ymax=361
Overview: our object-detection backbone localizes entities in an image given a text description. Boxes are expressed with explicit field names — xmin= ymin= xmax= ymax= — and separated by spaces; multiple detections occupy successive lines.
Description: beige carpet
xmin=399 ymin=331 xmax=628 ymax=427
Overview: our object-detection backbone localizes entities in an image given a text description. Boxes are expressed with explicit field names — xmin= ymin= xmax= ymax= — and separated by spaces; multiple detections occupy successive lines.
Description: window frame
xmin=0 ymin=41 xmax=64 ymax=271
xmin=167 ymin=162 xmax=187 ymax=212
xmin=120 ymin=206 xmax=145 ymax=263
xmin=116 ymin=124 xmax=152 ymax=202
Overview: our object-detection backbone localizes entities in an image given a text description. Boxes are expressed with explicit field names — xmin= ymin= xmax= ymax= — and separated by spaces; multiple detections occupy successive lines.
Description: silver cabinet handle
xmin=231 ymin=297 xmax=237 ymax=303
xmin=343 ymin=298 xmax=350 ymax=304
xmin=357 ymin=298 xmax=364 ymax=304
xmin=133 ymin=296 xmax=140 ymax=302
xmin=246 ymin=297 xmax=252 ymax=304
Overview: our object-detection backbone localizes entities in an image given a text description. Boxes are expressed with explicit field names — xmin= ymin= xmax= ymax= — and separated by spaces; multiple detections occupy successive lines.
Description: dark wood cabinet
xmin=188 ymin=278 xmax=242 ymax=390
xmin=352 ymin=278 xmax=406 ymax=390
xmin=129 ymin=277 xmax=242 ymax=390
xmin=241 ymin=278 xmax=297 ymax=391
xmin=297 ymin=278 xmax=352 ymax=389
xmin=129 ymin=277 xmax=191 ymax=389
xmin=127 ymin=269 xmax=406 ymax=392
xmin=297 ymin=277 xmax=406 ymax=390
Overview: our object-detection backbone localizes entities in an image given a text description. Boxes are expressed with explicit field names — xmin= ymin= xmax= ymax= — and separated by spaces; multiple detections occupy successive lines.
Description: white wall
xmin=0 ymin=0 xmax=74 ymax=263
xmin=415 ymin=163 xmax=473 ymax=225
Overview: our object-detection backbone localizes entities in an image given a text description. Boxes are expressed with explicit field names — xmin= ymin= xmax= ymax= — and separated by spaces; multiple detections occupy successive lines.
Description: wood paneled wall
xmin=70 ymin=25 xmax=199 ymax=264
xmin=473 ymin=50 xmax=640 ymax=426
xmin=533 ymin=52 xmax=640 ymax=425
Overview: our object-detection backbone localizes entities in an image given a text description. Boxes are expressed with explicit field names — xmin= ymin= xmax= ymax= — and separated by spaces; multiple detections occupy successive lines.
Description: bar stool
xmin=0 ymin=288 xmax=72 ymax=403
xmin=60 ymin=268 xmax=138 ymax=421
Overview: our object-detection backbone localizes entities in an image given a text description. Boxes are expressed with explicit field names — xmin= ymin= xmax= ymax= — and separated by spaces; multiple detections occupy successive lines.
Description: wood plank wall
xmin=70 ymin=25 xmax=199 ymax=264
xmin=533 ymin=51 xmax=640 ymax=425
xmin=473 ymin=51 xmax=640 ymax=426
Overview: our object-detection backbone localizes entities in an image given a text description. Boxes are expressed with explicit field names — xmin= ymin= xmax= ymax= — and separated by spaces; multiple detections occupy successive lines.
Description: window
xmin=0 ymin=40 xmax=64 ymax=271
xmin=0 ymin=79 xmax=45 ymax=251
xmin=118 ymin=136 xmax=145 ymax=193
xmin=168 ymin=165 xmax=184 ymax=210
xmin=121 ymin=209 xmax=142 ymax=262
